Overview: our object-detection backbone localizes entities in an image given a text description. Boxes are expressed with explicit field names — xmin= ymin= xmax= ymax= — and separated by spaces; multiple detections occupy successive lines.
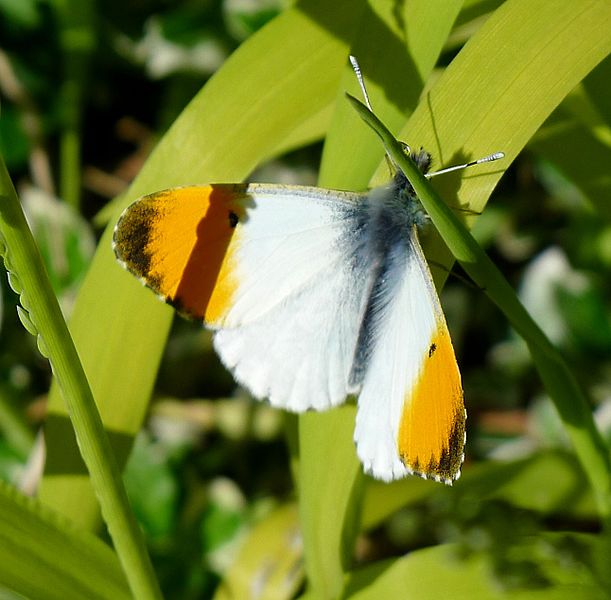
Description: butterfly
xmin=113 ymin=58 xmax=502 ymax=484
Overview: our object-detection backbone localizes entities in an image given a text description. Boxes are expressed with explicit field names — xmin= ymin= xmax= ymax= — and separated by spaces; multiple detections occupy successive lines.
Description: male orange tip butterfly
xmin=113 ymin=56 xmax=503 ymax=484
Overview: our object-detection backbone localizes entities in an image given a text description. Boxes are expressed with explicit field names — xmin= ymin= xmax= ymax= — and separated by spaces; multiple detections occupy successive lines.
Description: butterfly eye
xmin=399 ymin=141 xmax=412 ymax=156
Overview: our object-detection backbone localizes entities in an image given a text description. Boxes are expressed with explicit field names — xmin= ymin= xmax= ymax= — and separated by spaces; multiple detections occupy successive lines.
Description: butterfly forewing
xmin=353 ymin=225 xmax=465 ymax=483
xmin=114 ymin=184 xmax=376 ymax=411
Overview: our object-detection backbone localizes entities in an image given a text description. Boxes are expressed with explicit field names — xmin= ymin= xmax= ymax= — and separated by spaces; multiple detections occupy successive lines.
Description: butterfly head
xmin=402 ymin=144 xmax=432 ymax=175
xmin=389 ymin=146 xmax=432 ymax=229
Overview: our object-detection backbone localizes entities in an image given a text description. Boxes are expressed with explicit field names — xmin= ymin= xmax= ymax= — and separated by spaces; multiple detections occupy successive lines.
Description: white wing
xmin=213 ymin=184 xmax=375 ymax=411
xmin=215 ymin=258 xmax=368 ymax=411
xmin=114 ymin=183 xmax=375 ymax=411
xmin=353 ymin=227 xmax=465 ymax=483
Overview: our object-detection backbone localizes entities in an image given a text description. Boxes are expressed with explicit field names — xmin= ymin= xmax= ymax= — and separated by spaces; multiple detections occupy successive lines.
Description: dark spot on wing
xmin=228 ymin=210 xmax=239 ymax=228
xmin=432 ymin=410 xmax=466 ymax=481
xmin=113 ymin=201 xmax=157 ymax=281
xmin=428 ymin=343 xmax=436 ymax=357
xmin=399 ymin=407 xmax=466 ymax=483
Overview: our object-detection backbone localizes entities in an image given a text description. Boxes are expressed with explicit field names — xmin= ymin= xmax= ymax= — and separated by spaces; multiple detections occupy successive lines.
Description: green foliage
xmin=0 ymin=0 xmax=610 ymax=598
xmin=0 ymin=138 xmax=162 ymax=597
xmin=0 ymin=478 xmax=130 ymax=599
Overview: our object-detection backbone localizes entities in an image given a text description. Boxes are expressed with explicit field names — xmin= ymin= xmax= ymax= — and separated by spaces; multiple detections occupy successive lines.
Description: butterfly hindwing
xmin=214 ymin=254 xmax=370 ymax=411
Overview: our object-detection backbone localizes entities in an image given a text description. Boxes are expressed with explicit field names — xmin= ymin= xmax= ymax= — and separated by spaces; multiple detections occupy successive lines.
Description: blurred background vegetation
xmin=0 ymin=0 xmax=610 ymax=598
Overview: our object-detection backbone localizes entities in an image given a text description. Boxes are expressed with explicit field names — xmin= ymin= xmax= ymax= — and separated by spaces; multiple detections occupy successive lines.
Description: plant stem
xmin=348 ymin=93 xmax=611 ymax=522
xmin=0 ymin=155 xmax=162 ymax=599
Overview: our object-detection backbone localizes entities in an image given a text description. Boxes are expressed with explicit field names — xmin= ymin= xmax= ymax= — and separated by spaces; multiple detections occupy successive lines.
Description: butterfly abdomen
xmin=348 ymin=185 xmax=413 ymax=389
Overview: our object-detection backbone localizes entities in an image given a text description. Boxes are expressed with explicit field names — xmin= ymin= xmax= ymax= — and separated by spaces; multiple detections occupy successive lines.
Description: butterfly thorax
xmin=393 ymin=148 xmax=432 ymax=230
xmin=367 ymin=148 xmax=432 ymax=234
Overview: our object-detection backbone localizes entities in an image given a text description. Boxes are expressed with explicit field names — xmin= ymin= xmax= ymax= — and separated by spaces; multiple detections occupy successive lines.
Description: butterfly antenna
xmin=349 ymin=56 xmax=504 ymax=177
xmin=426 ymin=152 xmax=505 ymax=179
xmin=349 ymin=55 xmax=400 ymax=173
xmin=349 ymin=55 xmax=374 ymax=112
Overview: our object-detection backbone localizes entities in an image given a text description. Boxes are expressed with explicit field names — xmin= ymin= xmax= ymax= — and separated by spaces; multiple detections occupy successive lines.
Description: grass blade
xmin=348 ymin=91 xmax=611 ymax=520
xmin=0 ymin=479 xmax=130 ymax=599
xmin=0 ymin=156 xmax=162 ymax=598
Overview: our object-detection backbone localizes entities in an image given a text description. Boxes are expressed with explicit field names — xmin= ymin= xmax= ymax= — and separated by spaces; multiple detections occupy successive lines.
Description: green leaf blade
xmin=0 ymin=474 xmax=129 ymax=599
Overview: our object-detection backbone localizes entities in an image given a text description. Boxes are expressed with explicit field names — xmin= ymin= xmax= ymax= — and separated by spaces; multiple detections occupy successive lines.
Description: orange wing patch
xmin=113 ymin=184 xmax=248 ymax=324
xmin=397 ymin=322 xmax=465 ymax=483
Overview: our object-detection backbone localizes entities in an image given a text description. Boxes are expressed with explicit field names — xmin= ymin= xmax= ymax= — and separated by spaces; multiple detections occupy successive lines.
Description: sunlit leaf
xmin=0 ymin=479 xmax=129 ymax=599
